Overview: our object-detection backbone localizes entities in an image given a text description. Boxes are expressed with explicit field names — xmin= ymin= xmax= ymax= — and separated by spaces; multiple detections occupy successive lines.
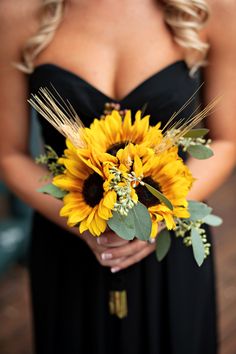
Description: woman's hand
xmin=99 ymin=236 xmax=157 ymax=273
xmin=83 ymin=228 xmax=159 ymax=273
xmin=83 ymin=229 xmax=129 ymax=268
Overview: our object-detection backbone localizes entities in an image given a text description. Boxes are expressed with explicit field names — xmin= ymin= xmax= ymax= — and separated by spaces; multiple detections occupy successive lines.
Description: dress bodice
xmin=29 ymin=60 xmax=201 ymax=155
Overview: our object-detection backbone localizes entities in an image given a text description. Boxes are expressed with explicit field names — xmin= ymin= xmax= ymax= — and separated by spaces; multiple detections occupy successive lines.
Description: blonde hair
xmin=16 ymin=0 xmax=64 ymax=73
xmin=17 ymin=0 xmax=210 ymax=74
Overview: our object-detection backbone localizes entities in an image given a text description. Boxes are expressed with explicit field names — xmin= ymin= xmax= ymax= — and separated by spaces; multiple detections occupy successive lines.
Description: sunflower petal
xmin=150 ymin=221 xmax=158 ymax=238
xmin=79 ymin=219 xmax=88 ymax=234
xmin=133 ymin=155 xmax=143 ymax=177
xmin=103 ymin=190 xmax=117 ymax=209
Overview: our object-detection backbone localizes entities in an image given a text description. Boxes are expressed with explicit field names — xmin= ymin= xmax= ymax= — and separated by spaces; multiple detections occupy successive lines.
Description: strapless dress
xmin=28 ymin=60 xmax=217 ymax=354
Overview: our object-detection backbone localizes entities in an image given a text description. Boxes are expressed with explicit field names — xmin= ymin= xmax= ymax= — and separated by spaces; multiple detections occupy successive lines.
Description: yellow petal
xmin=131 ymin=188 xmax=138 ymax=203
xmin=122 ymin=110 xmax=132 ymax=139
xmin=162 ymin=213 xmax=175 ymax=230
xmin=133 ymin=155 xmax=143 ymax=177
xmin=53 ymin=175 xmax=82 ymax=191
xmin=63 ymin=192 xmax=84 ymax=204
xmin=150 ymin=221 xmax=158 ymax=238
xmin=67 ymin=207 xmax=91 ymax=226
xmin=98 ymin=203 xmax=112 ymax=219
xmin=103 ymin=190 xmax=117 ymax=209
xmin=95 ymin=212 xmax=107 ymax=234
xmin=63 ymin=160 xmax=88 ymax=179
xmin=174 ymin=207 xmax=190 ymax=218
xmin=89 ymin=217 xmax=101 ymax=236
xmin=85 ymin=209 xmax=95 ymax=227
xmin=79 ymin=219 xmax=88 ymax=234
xmin=60 ymin=202 xmax=89 ymax=216
xmin=78 ymin=155 xmax=104 ymax=177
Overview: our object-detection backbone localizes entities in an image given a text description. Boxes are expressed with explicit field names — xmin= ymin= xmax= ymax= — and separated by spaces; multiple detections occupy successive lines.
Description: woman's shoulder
xmin=206 ymin=0 xmax=236 ymax=41
xmin=207 ymin=0 xmax=236 ymax=12
xmin=0 ymin=0 xmax=40 ymax=62
xmin=0 ymin=0 xmax=40 ymax=22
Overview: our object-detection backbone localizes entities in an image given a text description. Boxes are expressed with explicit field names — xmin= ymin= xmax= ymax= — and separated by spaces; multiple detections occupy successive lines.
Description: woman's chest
xmin=34 ymin=1 xmax=184 ymax=101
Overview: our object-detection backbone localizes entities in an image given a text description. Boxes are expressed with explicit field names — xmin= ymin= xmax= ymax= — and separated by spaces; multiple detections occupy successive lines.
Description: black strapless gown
xmin=29 ymin=61 xmax=218 ymax=354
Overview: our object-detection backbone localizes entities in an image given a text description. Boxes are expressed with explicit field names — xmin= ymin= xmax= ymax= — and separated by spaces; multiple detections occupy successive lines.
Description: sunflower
xmin=82 ymin=109 xmax=163 ymax=158
xmin=116 ymin=144 xmax=194 ymax=238
xmin=53 ymin=139 xmax=116 ymax=236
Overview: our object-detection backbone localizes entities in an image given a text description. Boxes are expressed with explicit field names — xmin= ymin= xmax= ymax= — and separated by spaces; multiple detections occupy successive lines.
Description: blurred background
xmin=0 ymin=115 xmax=236 ymax=354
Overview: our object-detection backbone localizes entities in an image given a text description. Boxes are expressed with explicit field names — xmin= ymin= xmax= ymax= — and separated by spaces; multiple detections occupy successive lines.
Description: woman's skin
xmin=0 ymin=0 xmax=235 ymax=273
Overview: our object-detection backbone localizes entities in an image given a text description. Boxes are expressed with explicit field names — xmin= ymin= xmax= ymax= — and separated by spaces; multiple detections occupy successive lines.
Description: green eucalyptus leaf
xmin=130 ymin=202 xmax=152 ymax=241
xmin=144 ymin=183 xmax=173 ymax=210
xmin=156 ymin=229 xmax=171 ymax=261
xmin=107 ymin=211 xmax=136 ymax=240
xmin=184 ymin=128 xmax=209 ymax=138
xmin=187 ymin=145 xmax=214 ymax=160
xmin=202 ymin=214 xmax=223 ymax=227
xmin=191 ymin=227 xmax=205 ymax=266
xmin=141 ymin=102 xmax=148 ymax=117
xmin=187 ymin=200 xmax=212 ymax=221
xmin=37 ymin=183 xmax=67 ymax=199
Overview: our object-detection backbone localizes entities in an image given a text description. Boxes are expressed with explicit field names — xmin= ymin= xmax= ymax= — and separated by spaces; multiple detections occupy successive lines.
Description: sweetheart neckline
xmin=32 ymin=60 xmax=187 ymax=103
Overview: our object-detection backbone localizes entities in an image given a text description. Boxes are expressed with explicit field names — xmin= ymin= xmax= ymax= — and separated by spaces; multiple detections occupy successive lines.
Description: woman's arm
xmin=0 ymin=1 xmax=130 ymax=269
xmin=0 ymin=1 xmax=71 ymax=232
xmin=187 ymin=0 xmax=236 ymax=200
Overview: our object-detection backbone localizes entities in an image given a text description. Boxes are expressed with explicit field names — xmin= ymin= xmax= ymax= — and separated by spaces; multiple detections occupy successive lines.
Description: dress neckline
xmin=32 ymin=60 xmax=188 ymax=103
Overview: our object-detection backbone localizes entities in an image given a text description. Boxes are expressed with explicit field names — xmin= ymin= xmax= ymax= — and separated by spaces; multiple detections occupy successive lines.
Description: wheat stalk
xmin=28 ymin=86 xmax=86 ymax=148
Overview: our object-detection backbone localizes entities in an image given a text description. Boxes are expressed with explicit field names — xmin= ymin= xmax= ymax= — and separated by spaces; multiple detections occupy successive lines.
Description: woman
xmin=0 ymin=0 xmax=235 ymax=353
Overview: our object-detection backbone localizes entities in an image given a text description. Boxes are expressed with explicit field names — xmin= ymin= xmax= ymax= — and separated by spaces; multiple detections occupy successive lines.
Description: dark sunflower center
xmin=106 ymin=141 xmax=130 ymax=156
xmin=83 ymin=173 xmax=104 ymax=207
xmin=136 ymin=177 xmax=162 ymax=207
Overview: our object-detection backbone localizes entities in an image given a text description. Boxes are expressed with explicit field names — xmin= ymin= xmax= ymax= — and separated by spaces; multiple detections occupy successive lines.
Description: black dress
xmin=29 ymin=60 xmax=218 ymax=354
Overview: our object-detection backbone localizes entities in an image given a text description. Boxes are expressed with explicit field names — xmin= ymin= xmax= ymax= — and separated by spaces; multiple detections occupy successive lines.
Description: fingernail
xmin=111 ymin=267 xmax=120 ymax=273
xmin=97 ymin=236 xmax=108 ymax=245
xmin=101 ymin=253 xmax=113 ymax=260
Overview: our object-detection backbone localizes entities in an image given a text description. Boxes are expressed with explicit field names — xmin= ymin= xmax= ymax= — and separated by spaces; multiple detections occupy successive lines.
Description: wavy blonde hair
xmin=17 ymin=0 xmax=210 ymax=74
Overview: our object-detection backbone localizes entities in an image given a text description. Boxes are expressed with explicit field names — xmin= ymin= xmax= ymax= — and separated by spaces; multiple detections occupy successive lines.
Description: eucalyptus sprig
xmin=167 ymin=128 xmax=214 ymax=160
xmin=156 ymin=200 xmax=222 ymax=266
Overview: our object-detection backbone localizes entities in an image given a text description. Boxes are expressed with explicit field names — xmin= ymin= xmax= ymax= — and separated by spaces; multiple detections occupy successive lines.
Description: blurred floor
xmin=0 ymin=267 xmax=32 ymax=354
xmin=0 ymin=171 xmax=236 ymax=354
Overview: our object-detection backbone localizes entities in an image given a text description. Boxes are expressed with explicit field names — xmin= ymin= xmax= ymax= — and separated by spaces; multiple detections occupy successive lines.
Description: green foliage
xmin=191 ymin=227 xmax=205 ymax=266
xmin=174 ymin=200 xmax=222 ymax=266
xmin=129 ymin=202 xmax=152 ymax=241
xmin=156 ymin=229 xmax=171 ymax=262
xmin=36 ymin=145 xmax=65 ymax=177
xmin=187 ymin=145 xmax=214 ymax=159
xmin=141 ymin=102 xmax=148 ymax=117
xmin=202 ymin=214 xmax=223 ymax=226
xmin=187 ymin=201 xmax=212 ymax=221
xmin=184 ymin=128 xmax=209 ymax=138
xmin=107 ymin=211 xmax=136 ymax=240
xmin=144 ymin=183 xmax=173 ymax=210
xmin=175 ymin=200 xmax=222 ymax=266
xmin=37 ymin=183 xmax=67 ymax=199
xmin=108 ymin=202 xmax=152 ymax=241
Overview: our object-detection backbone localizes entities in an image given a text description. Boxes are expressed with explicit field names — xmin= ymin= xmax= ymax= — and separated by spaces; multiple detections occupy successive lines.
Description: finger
xmin=106 ymin=240 xmax=129 ymax=248
xmin=110 ymin=243 xmax=156 ymax=272
xmin=96 ymin=254 xmax=127 ymax=267
xmin=101 ymin=239 xmax=147 ymax=260
xmin=102 ymin=230 xmax=122 ymax=241
xmin=105 ymin=231 xmax=129 ymax=246
xmin=97 ymin=233 xmax=128 ymax=247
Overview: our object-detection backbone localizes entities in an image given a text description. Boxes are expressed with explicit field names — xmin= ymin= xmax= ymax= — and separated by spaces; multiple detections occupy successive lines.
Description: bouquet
xmin=29 ymin=88 xmax=222 ymax=318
